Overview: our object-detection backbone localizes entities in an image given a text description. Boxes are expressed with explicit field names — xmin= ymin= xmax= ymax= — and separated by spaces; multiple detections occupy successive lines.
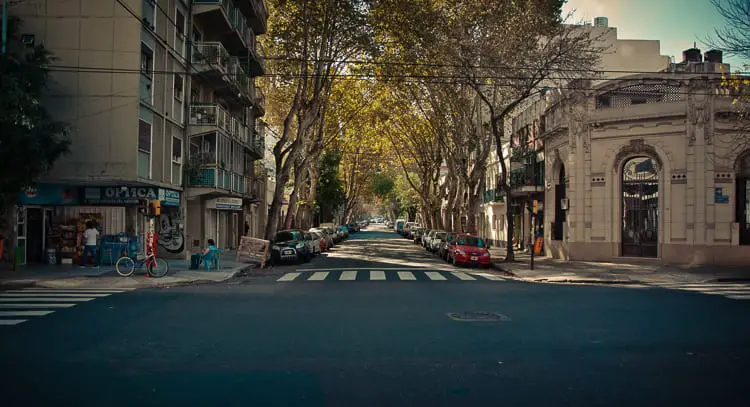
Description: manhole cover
xmin=446 ymin=312 xmax=510 ymax=322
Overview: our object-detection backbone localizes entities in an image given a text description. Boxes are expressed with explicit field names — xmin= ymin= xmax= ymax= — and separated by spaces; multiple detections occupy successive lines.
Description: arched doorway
xmin=736 ymin=154 xmax=750 ymax=245
xmin=553 ymin=164 xmax=566 ymax=240
xmin=621 ymin=156 xmax=659 ymax=257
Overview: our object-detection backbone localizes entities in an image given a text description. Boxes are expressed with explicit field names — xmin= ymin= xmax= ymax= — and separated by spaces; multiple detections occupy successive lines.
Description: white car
xmin=429 ymin=231 xmax=448 ymax=252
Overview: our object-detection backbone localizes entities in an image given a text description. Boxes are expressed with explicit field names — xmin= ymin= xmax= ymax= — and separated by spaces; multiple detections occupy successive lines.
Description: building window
xmin=172 ymin=137 xmax=183 ymax=185
xmin=173 ymin=75 xmax=183 ymax=101
xmin=142 ymin=0 xmax=156 ymax=30
xmin=140 ymin=44 xmax=153 ymax=78
xmin=175 ymin=8 xmax=186 ymax=57
xmin=138 ymin=119 xmax=152 ymax=179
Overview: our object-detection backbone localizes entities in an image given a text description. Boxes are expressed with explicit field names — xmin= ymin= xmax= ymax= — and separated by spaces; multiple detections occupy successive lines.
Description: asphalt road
xmin=1 ymin=225 xmax=749 ymax=406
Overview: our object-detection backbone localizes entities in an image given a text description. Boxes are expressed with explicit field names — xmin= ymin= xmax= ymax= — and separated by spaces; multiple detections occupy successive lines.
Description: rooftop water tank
xmin=682 ymin=48 xmax=702 ymax=63
xmin=705 ymin=49 xmax=723 ymax=63
xmin=594 ymin=17 xmax=608 ymax=27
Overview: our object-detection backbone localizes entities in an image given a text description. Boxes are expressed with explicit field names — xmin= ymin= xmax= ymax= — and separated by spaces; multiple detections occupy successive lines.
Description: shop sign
xmin=84 ymin=186 xmax=159 ymax=205
xmin=158 ymin=188 xmax=181 ymax=207
xmin=18 ymin=184 xmax=79 ymax=205
xmin=211 ymin=197 xmax=243 ymax=211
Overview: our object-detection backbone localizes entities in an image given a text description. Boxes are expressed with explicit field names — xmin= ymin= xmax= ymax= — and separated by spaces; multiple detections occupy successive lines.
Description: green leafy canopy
xmin=0 ymin=16 xmax=71 ymax=207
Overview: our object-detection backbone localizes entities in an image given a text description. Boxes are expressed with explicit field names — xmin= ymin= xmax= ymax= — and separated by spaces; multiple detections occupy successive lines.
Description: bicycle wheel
xmin=147 ymin=258 xmax=170 ymax=278
xmin=115 ymin=256 xmax=135 ymax=277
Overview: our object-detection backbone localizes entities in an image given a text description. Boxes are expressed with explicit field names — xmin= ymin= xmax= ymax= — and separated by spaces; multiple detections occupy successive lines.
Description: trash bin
xmin=13 ymin=246 xmax=24 ymax=270
xmin=190 ymin=252 xmax=201 ymax=270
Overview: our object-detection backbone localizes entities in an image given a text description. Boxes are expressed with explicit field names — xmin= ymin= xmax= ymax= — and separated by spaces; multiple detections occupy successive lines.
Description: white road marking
xmin=0 ymin=293 xmax=111 ymax=298
xmin=340 ymin=271 xmax=358 ymax=281
xmin=277 ymin=272 xmax=302 ymax=282
xmin=451 ymin=272 xmax=476 ymax=281
xmin=308 ymin=272 xmax=329 ymax=281
xmin=17 ymin=289 xmax=128 ymax=294
xmin=0 ymin=319 xmax=27 ymax=325
xmin=473 ymin=273 xmax=506 ymax=281
xmin=296 ymin=267 xmax=447 ymax=272
xmin=425 ymin=272 xmax=447 ymax=281
xmin=370 ymin=271 xmax=386 ymax=280
xmin=0 ymin=304 xmax=76 ymax=309
xmin=397 ymin=271 xmax=416 ymax=281
xmin=0 ymin=310 xmax=55 ymax=317
xmin=726 ymin=294 xmax=750 ymax=300
xmin=21 ymin=287 xmax=134 ymax=291
xmin=0 ymin=297 xmax=95 ymax=302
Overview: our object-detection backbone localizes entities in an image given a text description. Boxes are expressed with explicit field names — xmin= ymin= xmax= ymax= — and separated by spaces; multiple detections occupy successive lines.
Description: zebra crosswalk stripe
xmin=0 ymin=310 xmax=55 ymax=317
xmin=370 ymin=271 xmax=386 ymax=280
xmin=308 ymin=272 xmax=329 ymax=281
xmin=340 ymin=271 xmax=357 ymax=281
xmin=397 ymin=271 xmax=416 ymax=281
xmin=277 ymin=272 xmax=301 ymax=282
xmin=451 ymin=272 xmax=476 ymax=281
xmin=425 ymin=272 xmax=447 ymax=281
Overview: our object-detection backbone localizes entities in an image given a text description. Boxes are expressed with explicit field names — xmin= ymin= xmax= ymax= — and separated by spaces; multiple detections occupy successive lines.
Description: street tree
xmin=706 ymin=0 xmax=750 ymax=61
xmin=315 ymin=150 xmax=347 ymax=224
xmin=0 ymin=16 xmax=70 ymax=245
xmin=262 ymin=0 xmax=373 ymax=238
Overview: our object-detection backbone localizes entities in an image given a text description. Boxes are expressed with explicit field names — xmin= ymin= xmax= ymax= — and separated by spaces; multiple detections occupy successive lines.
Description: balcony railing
xmin=252 ymin=86 xmax=265 ymax=115
xmin=189 ymin=103 xmax=250 ymax=145
xmin=510 ymin=168 xmax=544 ymax=188
xmin=194 ymin=0 xmax=252 ymax=49
xmin=192 ymin=42 xmax=251 ymax=96
xmin=188 ymin=167 xmax=248 ymax=194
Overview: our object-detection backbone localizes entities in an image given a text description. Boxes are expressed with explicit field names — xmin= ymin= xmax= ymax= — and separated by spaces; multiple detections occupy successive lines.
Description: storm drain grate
xmin=446 ymin=312 xmax=511 ymax=322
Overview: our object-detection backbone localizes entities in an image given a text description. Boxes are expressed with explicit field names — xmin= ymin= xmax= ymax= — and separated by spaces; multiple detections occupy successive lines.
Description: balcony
xmin=236 ymin=0 xmax=268 ymax=34
xmin=192 ymin=42 xmax=252 ymax=105
xmin=482 ymin=189 xmax=505 ymax=204
xmin=246 ymin=41 xmax=266 ymax=77
xmin=252 ymin=86 xmax=265 ymax=117
xmin=510 ymin=168 xmax=545 ymax=195
xmin=187 ymin=167 xmax=248 ymax=195
xmin=189 ymin=103 xmax=250 ymax=145
xmin=247 ymin=124 xmax=265 ymax=159
xmin=192 ymin=0 xmax=252 ymax=54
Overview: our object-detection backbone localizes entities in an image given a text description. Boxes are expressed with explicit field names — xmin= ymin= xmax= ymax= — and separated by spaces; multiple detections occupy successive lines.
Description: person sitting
xmin=190 ymin=239 xmax=219 ymax=270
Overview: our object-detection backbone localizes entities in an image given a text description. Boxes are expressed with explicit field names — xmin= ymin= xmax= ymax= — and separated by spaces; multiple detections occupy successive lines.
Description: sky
xmin=562 ymin=0 xmax=749 ymax=71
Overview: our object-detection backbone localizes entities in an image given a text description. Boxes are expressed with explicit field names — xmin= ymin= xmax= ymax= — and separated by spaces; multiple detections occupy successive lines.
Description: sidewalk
xmin=0 ymin=250 xmax=260 ymax=289
xmin=488 ymin=248 xmax=750 ymax=285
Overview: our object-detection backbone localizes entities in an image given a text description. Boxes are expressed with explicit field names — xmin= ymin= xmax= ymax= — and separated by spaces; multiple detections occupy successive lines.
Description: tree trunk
xmin=303 ymin=165 xmax=320 ymax=230
xmin=265 ymin=173 xmax=288 ymax=240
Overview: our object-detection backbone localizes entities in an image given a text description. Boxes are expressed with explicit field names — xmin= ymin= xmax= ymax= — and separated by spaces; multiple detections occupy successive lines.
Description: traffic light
xmin=152 ymin=200 xmax=161 ymax=216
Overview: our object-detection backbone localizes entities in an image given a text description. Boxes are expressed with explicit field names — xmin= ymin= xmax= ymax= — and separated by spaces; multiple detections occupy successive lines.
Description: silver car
xmin=429 ymin=231 xmax=448 ymax=252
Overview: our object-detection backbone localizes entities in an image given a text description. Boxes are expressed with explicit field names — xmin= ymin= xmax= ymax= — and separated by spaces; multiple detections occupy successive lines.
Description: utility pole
xmin=2 ymin=0 xmax=8 ymax=54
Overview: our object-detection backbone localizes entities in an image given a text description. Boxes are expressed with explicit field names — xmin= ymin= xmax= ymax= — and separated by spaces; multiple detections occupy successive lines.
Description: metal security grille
xmin=597 ymin=84 xmax=683 ymax=109
xmin=621 ymin=157 xmax=659 ymax=257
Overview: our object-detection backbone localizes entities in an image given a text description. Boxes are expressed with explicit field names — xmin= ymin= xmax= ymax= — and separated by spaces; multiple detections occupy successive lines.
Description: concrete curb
xmin=527 ymin=278 xmax=641 ymax=285
xmin=489 ymin=262 xmax=519 ymax=278
xmin=1 ymin=265 xmax=250 ymax=290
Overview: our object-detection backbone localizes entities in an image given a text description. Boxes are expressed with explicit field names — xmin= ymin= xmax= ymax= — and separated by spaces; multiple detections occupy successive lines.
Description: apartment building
xmin=9 ymin=0 xmax=267 ymax=265
xmin=480 ymin=17 xmax=671 ymax=255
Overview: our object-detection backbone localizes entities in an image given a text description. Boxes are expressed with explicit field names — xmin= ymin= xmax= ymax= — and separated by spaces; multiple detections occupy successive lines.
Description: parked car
xmin=270 ymin=230 xmax=313 ymax=264
xmin=412 ymin=227 xmax=425 ymax=244
xmin=438 ymin=232 xmax=458 ymax=260
xmin=445 ymin=234 xmax=491 ymax=268
xmin=311 ymin=228 xmax=335 ymax=249
xmin=428 ymin=230 xmax=447 ymax=252
xmin=310 ymin=231 xmax=326 ymax=254
xmin=337 ymin=225 xmax=350 ymax=239
xmin=406 ymin=223 xmax=421 ymax=239
xmin=394 ymin=219 xmax=405 ymax=233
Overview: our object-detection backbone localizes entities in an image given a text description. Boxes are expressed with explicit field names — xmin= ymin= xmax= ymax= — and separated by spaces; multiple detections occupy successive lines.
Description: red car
xmin=446 ymin=234 xmax=491 ymax=267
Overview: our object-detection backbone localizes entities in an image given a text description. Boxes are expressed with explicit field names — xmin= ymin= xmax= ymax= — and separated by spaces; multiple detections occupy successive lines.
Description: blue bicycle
xmin=115 ymin=251 xmax=169 ymax=278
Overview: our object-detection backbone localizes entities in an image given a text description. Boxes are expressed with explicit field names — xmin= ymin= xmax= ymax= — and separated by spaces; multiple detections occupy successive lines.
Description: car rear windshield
xmin=275 ymin=231 xmax=301 ymax=242
xmin=435 ymin=232 xmax=447 ymax=239
xmin=457 ymin=236 xmax=485 ymax=247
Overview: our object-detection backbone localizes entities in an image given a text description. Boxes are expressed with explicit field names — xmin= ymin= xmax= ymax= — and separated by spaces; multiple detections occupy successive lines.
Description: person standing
xmin=80 ymin=221 xmax=99 ymax=268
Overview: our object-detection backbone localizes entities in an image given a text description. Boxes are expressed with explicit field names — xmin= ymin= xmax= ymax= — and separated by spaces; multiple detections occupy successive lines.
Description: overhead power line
xmin=45 ymin=65 xmax=730 ymax=96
